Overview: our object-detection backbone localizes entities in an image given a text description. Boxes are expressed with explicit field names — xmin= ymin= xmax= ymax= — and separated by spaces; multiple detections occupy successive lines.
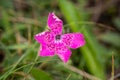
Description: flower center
xmin=55 ymin=35 xmax=61 ymax=40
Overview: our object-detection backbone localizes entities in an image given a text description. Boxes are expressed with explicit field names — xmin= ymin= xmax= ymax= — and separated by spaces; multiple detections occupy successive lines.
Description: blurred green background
xmin=0 ymin=0 xmax=120 ymax=80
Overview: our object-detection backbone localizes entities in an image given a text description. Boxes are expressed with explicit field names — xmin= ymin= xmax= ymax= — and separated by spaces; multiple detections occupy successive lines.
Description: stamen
xmin=55 ymin=35 xmax=61 ymax=40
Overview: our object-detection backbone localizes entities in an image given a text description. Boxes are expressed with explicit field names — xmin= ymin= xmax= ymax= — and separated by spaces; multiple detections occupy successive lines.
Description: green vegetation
xmin=0 ymin=0 xmax=120 ymax=80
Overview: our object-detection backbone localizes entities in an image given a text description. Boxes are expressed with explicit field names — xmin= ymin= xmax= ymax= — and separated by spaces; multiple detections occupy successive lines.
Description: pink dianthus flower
xmin=34 ymin=12 xmax=85 ymax=63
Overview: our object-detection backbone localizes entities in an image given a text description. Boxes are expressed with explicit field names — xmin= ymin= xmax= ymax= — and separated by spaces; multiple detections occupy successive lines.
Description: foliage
xmin=0 ymin=0 xmax=120 ymax=80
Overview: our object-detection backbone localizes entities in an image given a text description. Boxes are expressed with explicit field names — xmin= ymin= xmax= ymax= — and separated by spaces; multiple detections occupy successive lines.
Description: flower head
xmin=34 ymin=12 xmax=85 ymax=63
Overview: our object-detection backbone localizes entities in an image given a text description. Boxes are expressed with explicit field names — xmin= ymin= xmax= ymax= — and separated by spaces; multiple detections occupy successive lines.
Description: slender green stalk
xmin=0 ymin=42 xmax=37 ymax=80
xmin=111 ymin=53 xmax=114 ymax=80
xmin=66 ymin=74 xmax=71 ymax=80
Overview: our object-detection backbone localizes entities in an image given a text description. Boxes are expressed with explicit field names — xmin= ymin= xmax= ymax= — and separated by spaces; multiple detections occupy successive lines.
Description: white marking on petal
xmin=36 ymin=34 xmax=40 ymax=36
xmin=53 ymin=15 xmax=61 ymax=21
xmin=36 ymin=32 xmax=45 ymax=36
xmin=54 ymin=40 xmax=62 ymax=43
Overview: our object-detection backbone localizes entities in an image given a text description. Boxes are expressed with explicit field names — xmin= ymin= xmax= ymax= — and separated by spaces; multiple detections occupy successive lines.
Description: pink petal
xmin=57 ymin=48 xmax=71 ymax=63
xmin=62 ymin=33 xmax=85 ymax=49
xmin=47 ymin=12 xmax=63 ymax=34
xmin=34 ymin=31 xmax=46 ymax=44
xmin=39 ymin=45 xmax=55 ymax=56
xmin=34 ymin=31 xmax=55 ymax=45
xmin=54 ymin=42 xmax=71 ymax=63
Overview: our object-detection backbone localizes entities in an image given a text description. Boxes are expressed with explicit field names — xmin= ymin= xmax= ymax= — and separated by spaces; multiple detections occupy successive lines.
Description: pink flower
xmin=34 ymin=12 xmax=85 ymax=63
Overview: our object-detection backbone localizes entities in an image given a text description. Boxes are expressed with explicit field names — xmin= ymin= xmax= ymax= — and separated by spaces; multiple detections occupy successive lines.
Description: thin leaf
xmin=99 ymin=32 xmax=120 ymax=47
xmin=30 ymin=68 xmax=52 ymax=80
